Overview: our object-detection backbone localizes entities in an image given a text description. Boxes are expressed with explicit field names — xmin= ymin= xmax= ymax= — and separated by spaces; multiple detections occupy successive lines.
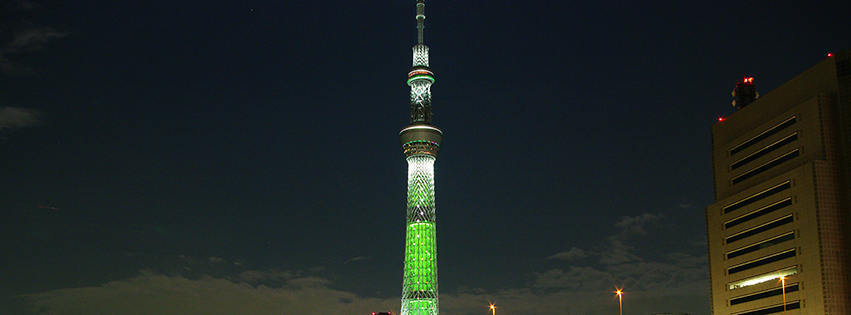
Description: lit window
xmin=728 ymin=266 xmax=797 ymax=290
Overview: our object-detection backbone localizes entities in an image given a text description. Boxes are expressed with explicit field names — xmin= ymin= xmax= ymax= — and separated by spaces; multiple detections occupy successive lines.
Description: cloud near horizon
xmin=19 ymin=213 xmax=709 ymax=315
xmin=19 ymin=266 xmax=707 ymax=315
xmin=20 ymin=270 xmax=399 ymax=315
xmin=547 ymin=247 xmax=586 ymax=261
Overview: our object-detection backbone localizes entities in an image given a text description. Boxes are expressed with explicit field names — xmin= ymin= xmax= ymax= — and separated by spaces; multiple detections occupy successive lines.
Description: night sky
xmin=2 ymin=0 xmax=850 ymax=314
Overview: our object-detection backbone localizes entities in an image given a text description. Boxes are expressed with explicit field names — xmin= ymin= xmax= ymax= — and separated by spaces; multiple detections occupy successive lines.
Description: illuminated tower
xmin=398 ymin=1 xmax=441 ymax=315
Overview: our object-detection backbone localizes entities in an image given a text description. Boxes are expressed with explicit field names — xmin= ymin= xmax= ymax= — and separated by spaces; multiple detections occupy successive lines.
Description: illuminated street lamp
xmin=615 ymin=289 xmax=623 ymax=315
xmin=489 ymin=303 xmax=496 ymax=315
xmin=780 ymin=276 xmax=787 ymax=315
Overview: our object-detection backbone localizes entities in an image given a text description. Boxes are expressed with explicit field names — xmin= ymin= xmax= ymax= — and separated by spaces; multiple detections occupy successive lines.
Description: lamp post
xmin=780 ymin=276 xmax=787 ymax=315
xmin=489 ymin=303 xmax=496 ymax=315
xmin=616 ymin=289 xmax=623 ymax=315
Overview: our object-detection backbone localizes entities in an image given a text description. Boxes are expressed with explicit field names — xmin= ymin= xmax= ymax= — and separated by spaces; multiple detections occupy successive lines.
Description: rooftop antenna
xmin=732 ymin=77 xmax=759 ymax=109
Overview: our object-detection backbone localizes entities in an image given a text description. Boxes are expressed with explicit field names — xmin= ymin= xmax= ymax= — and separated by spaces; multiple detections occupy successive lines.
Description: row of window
xmin=728 ymin=266 xmax=797 ymax=290
xmin=732 ymin=150 xmax=800 ymax=185
xmin=728 ymin=248 xmax=797 ymax=275
xmin=731 ymin=283 xmax=799 ymax=306
xmin=730 ymin=116 xmax=796 ymax=156
xmin=727 ymin=232 xmax=795 ymax=259
xmin=732 ymin=133 xmax=799 ymax=170
xmin=725 ymin=198 xmax=793 ymax=229
xmin=724 ymin=181 xmax=791 ymax=214
xmin=726 ymin=215 xmax=794 ymax=245
xmin=722 ymin=113 xmax=813 ymax=315
xmin=735 ymin=300 xmax=801 ymax=315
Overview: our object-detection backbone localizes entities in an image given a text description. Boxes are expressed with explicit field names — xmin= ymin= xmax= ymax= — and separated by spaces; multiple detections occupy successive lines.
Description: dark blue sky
xmin=2 ymin=0 xmax=850 ymax=314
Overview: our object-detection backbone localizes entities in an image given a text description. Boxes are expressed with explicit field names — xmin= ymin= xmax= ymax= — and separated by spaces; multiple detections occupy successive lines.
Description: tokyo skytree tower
xmin=398 ymin=1 xmax=441 ymax=315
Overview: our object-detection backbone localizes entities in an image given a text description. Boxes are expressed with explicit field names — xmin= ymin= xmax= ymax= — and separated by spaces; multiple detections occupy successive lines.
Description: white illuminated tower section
xmin=399 ymin=1 xmax=441 ymax=315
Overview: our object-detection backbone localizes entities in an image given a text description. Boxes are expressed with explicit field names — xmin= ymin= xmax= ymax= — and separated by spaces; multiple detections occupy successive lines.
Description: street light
xmin=615 ymin=289 xmax=623 ymax=315
xmin=780 ymin=276 xmax=787 ymax=315
xmin=489 ymin=303 xmax=496 ymax=315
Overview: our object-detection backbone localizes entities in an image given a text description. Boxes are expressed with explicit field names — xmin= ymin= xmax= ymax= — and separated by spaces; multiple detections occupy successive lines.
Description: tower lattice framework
xmin=399 ymin=1 xmax=441 ymax=315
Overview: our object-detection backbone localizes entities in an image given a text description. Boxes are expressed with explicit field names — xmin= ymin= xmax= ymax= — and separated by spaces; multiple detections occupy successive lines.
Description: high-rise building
xmin=398 ymin=1 xmax=441 ymax=315
xmin=706 ymin=50 xmax=851 ymax=315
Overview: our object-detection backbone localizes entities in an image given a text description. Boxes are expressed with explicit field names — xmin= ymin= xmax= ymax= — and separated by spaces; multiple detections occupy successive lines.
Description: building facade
xmin=706 ymin=50 xmax=851 ymax=314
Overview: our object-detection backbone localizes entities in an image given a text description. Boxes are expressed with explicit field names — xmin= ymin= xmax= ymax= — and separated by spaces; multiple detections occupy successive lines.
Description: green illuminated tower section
xmin=399 ymin=1 xmax=441 ymax=315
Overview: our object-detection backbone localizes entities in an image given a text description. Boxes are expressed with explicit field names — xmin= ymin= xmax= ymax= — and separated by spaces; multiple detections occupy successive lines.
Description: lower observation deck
xmin=400 ymin=125 xmax=442 ymax=157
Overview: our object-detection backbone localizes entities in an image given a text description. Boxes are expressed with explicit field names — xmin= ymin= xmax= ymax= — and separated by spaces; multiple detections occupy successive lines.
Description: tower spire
xmin=416 ymin=0 xmax=425 ymax=45
xmin=408 ymin=0 xmax=434 ymax=124
xmin=399 ymin=1 xmax=441 ymax=315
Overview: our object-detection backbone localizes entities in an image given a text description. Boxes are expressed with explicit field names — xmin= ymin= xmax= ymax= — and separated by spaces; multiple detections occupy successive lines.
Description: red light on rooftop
xmin=828 ymin=53 xmax=833 ymax=57
xmin=718 ymin=117 xmax=725 ymax=122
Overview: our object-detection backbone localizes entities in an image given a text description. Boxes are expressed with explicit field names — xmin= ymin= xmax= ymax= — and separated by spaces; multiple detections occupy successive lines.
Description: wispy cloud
xmin=19 ymin=213 xmax=709 ymax=315
xmin=0 ymin=106 xmax=43 ymax=129
xmin=6 ymin=26 xmax=67 ymax=53
xmin=547 ymin=247 xmax=586 ymax=261
xmin=20 ymin=271 xmax=399 ymax=315
xmin=9 ymin=0 xmax=42 ymax=11
xmin=235 ymin=269 xmax=295 ymax=284
xmin=345 ymin=256 xmax=369 ymax=264
xmin=613 ymin=213 xmax=663 ymax=236
xmin=0 ymin=0 xmax=68 ymax=76
xmin=19 ymin=260 xmax=708 ymax=315
xmin=535 ymin=213 xmax=709 ymax=314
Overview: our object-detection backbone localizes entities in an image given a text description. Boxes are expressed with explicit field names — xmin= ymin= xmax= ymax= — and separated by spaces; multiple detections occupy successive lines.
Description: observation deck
xmin=400 ymin=125 xmax=442 ymax=157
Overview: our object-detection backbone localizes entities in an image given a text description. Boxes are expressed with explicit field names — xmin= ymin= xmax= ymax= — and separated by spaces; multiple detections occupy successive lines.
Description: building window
xmin=727 ymin=232 xmax=795 ymax=259
xmin=726 ymin=215 xmax=794 ymax=245
xmin=725 ymin=198 xmax=793 ymax=229
xmin=728 ymin=266 xmax=797 ymax=290
xmin=733 ymin=301 xmax=801 ymax=315
xmin=732 ymin=133 xmax=799 ymax=170
xmin=728 ymin=249 xmax=797 ymax=275
xmin=730 ymin=283 xmax=799 ymax=306
xmin=724 ymin=181 xmax=791 ymax=214
xmin=732 ymin=149 xmax=800 ymax=185
xmin=730 ymin=117 xmax=796 ymax=156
